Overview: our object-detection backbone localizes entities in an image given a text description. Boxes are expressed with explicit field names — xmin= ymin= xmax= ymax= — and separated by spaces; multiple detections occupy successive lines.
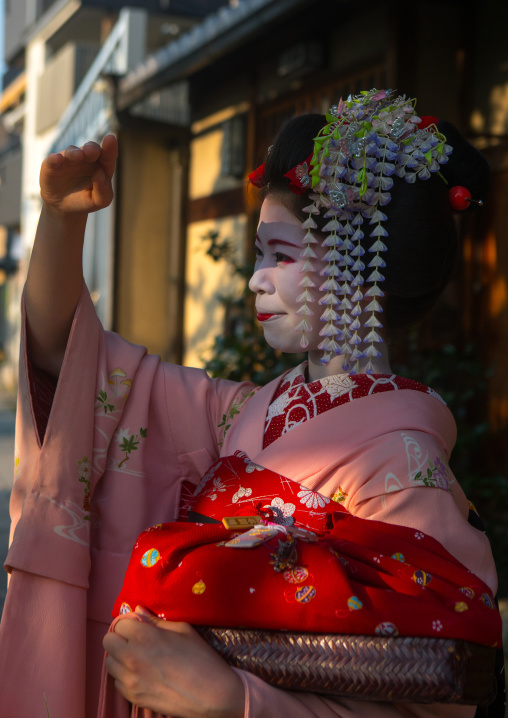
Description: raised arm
xmin=25 ymin=135 xmax=118 ymax=378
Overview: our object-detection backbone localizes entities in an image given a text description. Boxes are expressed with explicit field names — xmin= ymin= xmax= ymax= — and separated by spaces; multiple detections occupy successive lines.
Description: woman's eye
xmin=275 ymin=252 xmax=293 ymax=264
xmin=254 ymin=246 xmax=263 ymax=258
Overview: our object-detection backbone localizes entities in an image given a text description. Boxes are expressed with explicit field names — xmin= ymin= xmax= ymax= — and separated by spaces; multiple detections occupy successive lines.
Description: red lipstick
xmin=257 ymin=313 xmax=284 ymax=322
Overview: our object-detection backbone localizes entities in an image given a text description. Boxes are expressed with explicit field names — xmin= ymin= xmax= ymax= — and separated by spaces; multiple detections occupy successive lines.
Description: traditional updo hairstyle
xmin=257 ymin=114 xmax=490 ymax=332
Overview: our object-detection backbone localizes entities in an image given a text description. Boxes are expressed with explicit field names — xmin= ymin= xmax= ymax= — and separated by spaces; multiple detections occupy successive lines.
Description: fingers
xmin=133 ymin=607 xmax=195 ymax=635
xmin=42 ymin=145 xmax=85 ymax=169
xmin=156 ymin=619 xmax=196 ymax=635
xmin=104 ymin=651 xmax=147 ymax=708
xmin=81 ymin=141 xmax=101 ymax=162
xmin=62 ymin=145 xmax=84 ymax=161
xmin=134 ymin=605 xmax=158 ymax=620
xmin=47 ymin=138 xmax=115 ymax=166
xmin=44 ymin=152 xmax=64 ymax=169
xmin=113 ymin=615 xmax=159 ymax=643
xmin=91 ymin=167 xmax=114 ymax=208
xmin=104 ymin=652 xmax=123 ymax=682
xmin=100 ymin=134 xmax=118 ymax=178
xmin=109 ymin=615 xmax=192 ymax=659
xmin=103 ymin=648 xmax=136 ymax=699
xmin=134 ymin=605 xmax=157 ymax=617
xmin=103 ymin=629 xmax=128 ymax=655
xmin=59 ymin=142 xmax=103 ymax=163
xmin=103 ymin=614 xmax=245 ymax=716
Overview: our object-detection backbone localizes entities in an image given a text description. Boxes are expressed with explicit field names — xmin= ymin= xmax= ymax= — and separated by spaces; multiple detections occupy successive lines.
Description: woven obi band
xmin=113 ymin=452 xmax=502 ymax=647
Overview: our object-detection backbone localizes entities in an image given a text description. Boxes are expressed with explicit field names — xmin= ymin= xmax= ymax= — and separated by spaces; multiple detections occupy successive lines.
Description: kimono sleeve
xmin=0 ymin=282 xmax=125 ymax=718
xmin=5 ymin=281 xmax=123 ymax=588
xmin=6 ymin=281 xmax=254 ymax=589
xmin=163 ymin=361 xmax=257 ymax=487
xmin=84 ymin=352 xmax=255 ymax=626
xmin=1 ymin=282 xmax=255 ymax=718
xmin=234 ymin=670 xmax=476 ymax=718
xmin=343 ymin=431 xmax=497 ymax=594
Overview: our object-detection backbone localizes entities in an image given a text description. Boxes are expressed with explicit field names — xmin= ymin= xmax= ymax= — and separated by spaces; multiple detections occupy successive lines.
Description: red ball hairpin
xmin=449 ymin=186 xmax=484 ymax=211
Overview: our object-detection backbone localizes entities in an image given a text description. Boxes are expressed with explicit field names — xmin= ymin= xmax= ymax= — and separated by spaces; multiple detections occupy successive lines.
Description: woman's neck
xmin=306 ymin=345 xmax=393 ymax=382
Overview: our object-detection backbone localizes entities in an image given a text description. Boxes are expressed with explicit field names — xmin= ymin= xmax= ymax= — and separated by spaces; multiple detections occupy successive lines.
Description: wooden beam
xmin=188 ymin=187 xmax=246 ymax=223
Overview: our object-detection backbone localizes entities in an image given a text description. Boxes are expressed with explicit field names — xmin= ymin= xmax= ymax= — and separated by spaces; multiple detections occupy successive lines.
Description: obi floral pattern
xmin=190 ymin=451 xmax=339 ymax=535
xmin=115 ymin=451 xmax=502 ymax=649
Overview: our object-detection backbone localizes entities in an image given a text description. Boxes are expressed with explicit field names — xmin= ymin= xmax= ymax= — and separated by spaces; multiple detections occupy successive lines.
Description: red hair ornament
xmin=283 ymin=153 xmax=314 ymax=195
xmin=417 ymin=115 xmax=439 ymax=130
xmin=248 ymin=153 xmax=314 ymax=195
xmin=248 ymin=162 xmax=266 ymax=188
xmin=449 ymin=185 xmax=484 ymax=211
xmin=417 ymin=120 xmax=485 ymax=212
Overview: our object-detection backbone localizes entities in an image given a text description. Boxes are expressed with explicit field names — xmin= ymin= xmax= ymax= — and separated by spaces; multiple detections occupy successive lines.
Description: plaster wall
xmin=21 ymin=35 xmax=56 ymax=262
xmin=3 ymin=0 xmax=27 ymax=63
xmin=183 ymin=214 xmax=247 ymax=369
xmin=189 ymin=126 xmax=243 ymax=199
xmin=115 ymin=131 xmax=184 ymax=362
xmin=183 ymin=104 xmax=249 ymax=369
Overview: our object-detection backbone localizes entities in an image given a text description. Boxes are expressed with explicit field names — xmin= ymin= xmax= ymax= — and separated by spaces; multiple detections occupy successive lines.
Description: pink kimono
xmin=0 ymin=284 xmax=497 ymax=718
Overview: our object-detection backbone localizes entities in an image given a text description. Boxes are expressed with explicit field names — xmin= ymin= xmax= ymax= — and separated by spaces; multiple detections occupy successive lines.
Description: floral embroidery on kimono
xmin=401 ymin=433 xmax=454 ymax=493
xmin=218 ymin=388 xmax=258 ymax=447
xmin=95 ymin=367 xmax=132 ymax=414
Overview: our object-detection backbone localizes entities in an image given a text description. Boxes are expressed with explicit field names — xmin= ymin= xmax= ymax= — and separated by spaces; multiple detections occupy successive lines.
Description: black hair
xmin=257 ymin=114 xmax=490 ymax=330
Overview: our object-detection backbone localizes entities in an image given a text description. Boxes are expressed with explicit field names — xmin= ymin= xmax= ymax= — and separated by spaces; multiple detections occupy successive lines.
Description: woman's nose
xmin=248 ymin=267 xmax=274 ymax=295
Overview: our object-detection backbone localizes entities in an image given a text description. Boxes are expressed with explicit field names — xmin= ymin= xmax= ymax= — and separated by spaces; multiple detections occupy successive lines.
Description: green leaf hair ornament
xmin=298 ymin=89 xmax=452 ymax=373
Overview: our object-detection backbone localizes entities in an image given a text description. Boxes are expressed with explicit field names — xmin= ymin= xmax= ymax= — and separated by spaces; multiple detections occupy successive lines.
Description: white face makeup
xmin=249 ymin=196 xmax=324 ymax=354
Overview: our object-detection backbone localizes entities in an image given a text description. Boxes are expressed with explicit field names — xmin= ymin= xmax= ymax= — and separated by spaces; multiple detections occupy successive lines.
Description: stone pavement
xmin=0 ymin=391 xmax=15 ymax=614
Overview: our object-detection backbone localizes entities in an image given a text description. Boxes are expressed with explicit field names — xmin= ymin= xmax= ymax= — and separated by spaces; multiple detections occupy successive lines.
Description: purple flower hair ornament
xmin=298 ymin=89 xmax=452 ymax=373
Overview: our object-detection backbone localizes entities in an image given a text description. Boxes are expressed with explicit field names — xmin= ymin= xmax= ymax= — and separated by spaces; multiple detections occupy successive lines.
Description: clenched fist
xmin=40 ymin=134 xmax=118 ymax=216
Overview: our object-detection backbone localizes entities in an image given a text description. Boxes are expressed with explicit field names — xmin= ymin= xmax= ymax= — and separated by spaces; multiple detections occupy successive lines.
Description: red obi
xmin=113 ymin=452 xmax=502 ymax=647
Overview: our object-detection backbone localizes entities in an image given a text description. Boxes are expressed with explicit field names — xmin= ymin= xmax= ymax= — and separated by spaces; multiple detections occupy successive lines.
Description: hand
xmin=103 ymin=608 xmax=245 ymax=718
xmin=40 ymin=134 xmax=118 ymax=217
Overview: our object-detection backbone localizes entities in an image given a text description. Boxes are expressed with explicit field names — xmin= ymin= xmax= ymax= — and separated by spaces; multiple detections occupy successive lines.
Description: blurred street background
xmin=0 ymin=0 xmax=506 ymax=695
xmin=0 ymin=390 xmax=14 ymax=612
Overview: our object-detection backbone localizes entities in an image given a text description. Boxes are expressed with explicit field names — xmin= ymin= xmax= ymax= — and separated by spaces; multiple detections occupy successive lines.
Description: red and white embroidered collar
xmin=264 ymin=362 xmax=444 ymax=449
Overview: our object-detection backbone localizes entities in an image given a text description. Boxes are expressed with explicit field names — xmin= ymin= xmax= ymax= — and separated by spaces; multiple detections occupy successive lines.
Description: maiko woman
xmin=0 ymin=89 xmax=500 ymax=718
